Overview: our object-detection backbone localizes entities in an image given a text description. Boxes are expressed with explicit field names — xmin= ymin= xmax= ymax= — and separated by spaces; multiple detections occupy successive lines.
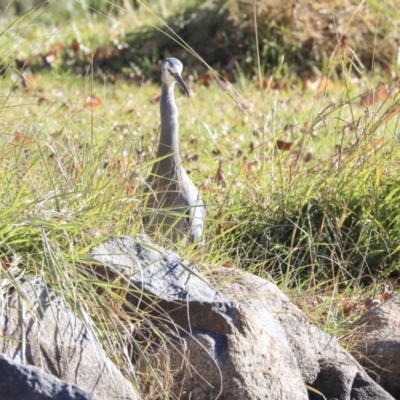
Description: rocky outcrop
xmin=0 ymin=352 xmax=94 ymax=400
xmin=90 ymin=235 xmax=394 ymax=400
xmin=215 ymin=268 xmax=394 ymax=400
xmin=354 ymin=295 xmax=400 ymax=398
xmin=90 ymin=235 xmax=308 ymax=399
xmin=0 ymin=234 xmax=396 ymax=399
xmin=0 ymin=278 xmax=139 ymax=400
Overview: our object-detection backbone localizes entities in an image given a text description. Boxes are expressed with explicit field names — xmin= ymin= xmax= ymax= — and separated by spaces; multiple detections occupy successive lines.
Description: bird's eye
xmin=167 ymin=68 xmax=174 ymax=76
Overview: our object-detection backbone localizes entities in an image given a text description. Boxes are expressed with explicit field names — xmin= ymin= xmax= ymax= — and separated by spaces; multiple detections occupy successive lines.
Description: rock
xmin=89 ymin=235 xmax=223 ymax=303
xmin=214 ymin=268 xmax=394 ymax=400
xmin=170 ymin=305 xmax=308 ymax=400
xmin=90 ymin=235 xmax=309 ymax=400
xmin=0 ymin=352 xmax=94 ymax=400
xmin=0 ymin=278 xmax=139 ymax=400
xmin=354 ymin=295 xmax=400 ymax=398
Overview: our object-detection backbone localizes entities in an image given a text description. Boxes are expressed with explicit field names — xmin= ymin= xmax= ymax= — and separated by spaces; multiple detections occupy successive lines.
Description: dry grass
xmin=1 ymin=1 xmax=400 ymax=397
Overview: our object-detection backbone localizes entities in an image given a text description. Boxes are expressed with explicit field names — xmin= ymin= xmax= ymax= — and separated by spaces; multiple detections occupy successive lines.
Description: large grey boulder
xmin=214 ymin=268 xmax=394 ymax=400
xmin=0 ymin=278 xmax=138 ymax=400
xmin=0 ymin=352 xmax=94 ymax=400
xmin=90 ymin=235 xmax=309 ymax=400
xmin=354 ymin=294 xmax=400 ymax=398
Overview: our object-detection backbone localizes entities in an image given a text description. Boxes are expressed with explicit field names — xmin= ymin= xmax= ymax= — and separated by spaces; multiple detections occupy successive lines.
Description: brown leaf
xmin=200 ymin=73 xmax=212 ymax=87
xmin=364 ymin=297 xmax=381 ymax=311
xmin=37 ymin=97 xmax=46 ymax=105
xmin=276 ymin=140 xmax=293 ymax=151
xmin=150 ymin=94 xmax=161 ymax=104
xmin=1 ymin=255 xmax=21 ymax=270
xmin=243 ymin=160 xmax=258 ymax=175
xmin=341 ymin=299 xmax=362 ymax=317
xmin=360 ymin=84 xmax=390 ymax=107
xmin=222 ymin=71 xmax=235 ymax=83
xmin=13 ymin=131 xmax=34 ymax=146
xmin=189 ymin=154 xmax=199 ymax=162
xmin=283 ymin=124 xmax=294 ymax=133
xmin=212 ymin=148 xmax=221 ymax=156
xmin=108 ymin=74 xmax=117 ymax=84
xmin=379 ymin=291 xmax=392 ymax=302
xmin=71 ymin=39 xmax=80 ymax=57
xmin=262 ymin=77 xmax=272 ymax=89
xmin=23 ymin=74 xmax=41 ymax=87
xmin=360 ymin=92 xmax=375 ymax=107
xmin=221 ymin=263 xmax=235 ymax=269
xmin=370 ymin=139 xmax=386 ymax=149
xmin=125 ymin=183 xmax=134 ymax=195
xmin=105 ymin=153 xmax=130 ymax=175
xmin=300 ymin=122 xmax=309 ymax=133
xmin=52 ymin=42 xmax=64 ymax=54
xmin=304 ymin=152 xmax=313 ymax=163
xmin=214 ymin=162 xmax=226 ymax=187
xmin=15 ymin=58 xmax=29 ymax=70
xmin=287 ymin=150 xmax=300 ymax=162
xmin=84 ymin=95 xmax=102 ymax=109
xmin=378 ymin=281 xmax=394 ymax=302
xmin=1 ymin=257 xmax=12 ymax=269
xmin=271 ymin=81 xmax=287 ymax=91
xmin=339 ymin=34 xmax=347 ymax=50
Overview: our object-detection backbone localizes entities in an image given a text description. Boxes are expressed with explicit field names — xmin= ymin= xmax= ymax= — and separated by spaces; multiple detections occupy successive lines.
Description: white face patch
xmin=162 ymin=58 xmax=185 ymax=88
xmin=164 ymin=58 xmax=183 ymax=75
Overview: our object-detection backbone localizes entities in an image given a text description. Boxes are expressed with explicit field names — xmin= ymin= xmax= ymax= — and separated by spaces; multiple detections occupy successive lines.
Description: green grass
xmin=1 ymin=1 xmax=400 ymax=397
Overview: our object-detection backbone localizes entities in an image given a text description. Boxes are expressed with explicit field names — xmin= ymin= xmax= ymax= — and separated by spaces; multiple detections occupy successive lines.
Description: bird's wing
xmin=179 ymin=169 xmax=205 ymax=243
xmin=188 ymin=193 xmax=205 ymax=243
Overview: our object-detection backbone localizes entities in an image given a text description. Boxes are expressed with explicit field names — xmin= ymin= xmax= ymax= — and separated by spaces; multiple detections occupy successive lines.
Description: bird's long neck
xmin=157 ymin=83 xmax=180 ymax=160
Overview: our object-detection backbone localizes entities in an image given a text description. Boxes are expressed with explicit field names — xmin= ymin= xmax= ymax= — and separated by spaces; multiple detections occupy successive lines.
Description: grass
xmin=1 ymin=1 xmax=400 ymax=397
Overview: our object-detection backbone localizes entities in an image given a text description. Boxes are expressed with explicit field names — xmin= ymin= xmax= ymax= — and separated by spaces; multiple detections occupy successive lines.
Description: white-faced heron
xmin=144 ymin=58 xmax=205 ymax=244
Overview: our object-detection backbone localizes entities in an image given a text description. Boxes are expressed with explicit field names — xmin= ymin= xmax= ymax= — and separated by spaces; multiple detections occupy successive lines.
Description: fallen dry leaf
xmin=276 ymin=140 xmax=293 ymax=151
xmin=52 ymin=42 xmax=64 ymax=54
xmin=360 ymin=84 xmax=390 ymax=107
xmin=339 ymin=34 xmax=348 ymax=50
xmin=304 ymin=76 xmax=336 ymax=93
xmin=200 ymin=72 xmax=212 ymax=87
xmin=214 ymin=161 xmax=226 ymax=187
xmin=71 ymin=39 xmax=80 ymax=57
xmin=150 ymin=94 xmax=161 ymax=104
xmin=221 ymin=263 xmax=235 ymax=269
xmin=341 ymin=299 xmax=363 ymax=317
xmin=84 ymin=95 xmax=102 ymax=109
xmin=370 ymin=139 xmax=386 ymax=149
xmin=243 ymin=160 xmax=259 ymax=175
xmin=189 ymin=154 xmax=199 ymax=162
xmin=13 ymin=131 xmax=34 ymax=146
xmin=22 ymin=74 xmax=41 ymax=88
xmin=125 ymin=183 xmax=134 ymax=195
xmin=364 ymin=297 xmax=381 ymax=312
xmin=304 ymin=152 xmax=313 ymax=163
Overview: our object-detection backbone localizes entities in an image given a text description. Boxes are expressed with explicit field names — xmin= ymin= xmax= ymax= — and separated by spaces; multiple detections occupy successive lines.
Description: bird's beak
xmin=173 ymin=73 xmax=190 ymax=96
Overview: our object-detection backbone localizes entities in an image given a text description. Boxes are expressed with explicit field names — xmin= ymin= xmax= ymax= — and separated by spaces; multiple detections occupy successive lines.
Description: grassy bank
xmin=1 ymin=1 xmax=400 ymax=397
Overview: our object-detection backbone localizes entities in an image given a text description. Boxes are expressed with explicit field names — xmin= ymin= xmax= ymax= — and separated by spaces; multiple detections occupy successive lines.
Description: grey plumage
xmin=144 ymin=58 xmax=205 ymax=243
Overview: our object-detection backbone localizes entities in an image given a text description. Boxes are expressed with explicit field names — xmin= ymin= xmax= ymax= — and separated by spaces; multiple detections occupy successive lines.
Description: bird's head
xmin=161 ymin=58 xmax=190 ymax=95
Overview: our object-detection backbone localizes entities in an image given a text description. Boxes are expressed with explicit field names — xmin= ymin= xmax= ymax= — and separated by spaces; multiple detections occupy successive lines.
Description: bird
xmin=143 ymin=58 xmax=205 ymax=244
